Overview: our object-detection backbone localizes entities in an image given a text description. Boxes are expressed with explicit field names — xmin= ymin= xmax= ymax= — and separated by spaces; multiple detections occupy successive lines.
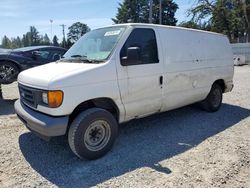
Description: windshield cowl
xmin=59 ymin=56 xmax=105 ymax=64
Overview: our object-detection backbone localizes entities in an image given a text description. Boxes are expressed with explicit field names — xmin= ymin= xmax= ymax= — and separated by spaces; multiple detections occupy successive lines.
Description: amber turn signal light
xmin=47 ymin=90 xmax=63 ymax=108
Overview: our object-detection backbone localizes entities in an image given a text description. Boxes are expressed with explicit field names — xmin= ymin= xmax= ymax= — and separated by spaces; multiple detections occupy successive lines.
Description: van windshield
xmin=62 ymin=26 xmax=126 ymax=63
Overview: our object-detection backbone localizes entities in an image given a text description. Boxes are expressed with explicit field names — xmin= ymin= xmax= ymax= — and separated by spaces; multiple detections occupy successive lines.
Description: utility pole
xmin=50 ymin=19 xmax=53 ymax=43
xmin=149 ymin=0 xmax=153 ymax=23
xmin=242 ymin=0 xmax=248 ymax=43
xmin=60 ymin=24 xmax=66 ymax=48
xmin=159 ymin=0 xmax=162 ymax=24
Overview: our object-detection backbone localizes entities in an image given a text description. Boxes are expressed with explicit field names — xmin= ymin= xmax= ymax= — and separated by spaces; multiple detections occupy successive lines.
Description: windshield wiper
xmin=58 ymin=55 xmax=90 ymax=63
xmin=71 ymin=55 xmax=104 ymax=64
xmin=70 ymin=55 xmax=95 ymax=63
xmin=71 ymin=54 xmax=87 ymax=58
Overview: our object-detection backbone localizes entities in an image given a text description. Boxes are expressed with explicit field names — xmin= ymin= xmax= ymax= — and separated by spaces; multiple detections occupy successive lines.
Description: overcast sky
xmin=0 ymin=0 xmax=195 ymax=43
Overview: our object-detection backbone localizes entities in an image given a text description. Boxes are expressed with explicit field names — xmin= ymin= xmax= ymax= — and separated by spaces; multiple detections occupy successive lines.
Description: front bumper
xmin=15 ymin=99 xmax=69 ymax=137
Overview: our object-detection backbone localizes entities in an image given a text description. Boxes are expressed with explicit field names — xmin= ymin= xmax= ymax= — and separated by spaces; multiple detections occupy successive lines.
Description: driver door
xmin=117 ymin=28 xmax=164 ymax=121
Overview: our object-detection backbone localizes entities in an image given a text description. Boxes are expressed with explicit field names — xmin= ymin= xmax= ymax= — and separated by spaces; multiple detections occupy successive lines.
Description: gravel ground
xmin=0 ymin=66 xmax=250 ymax=188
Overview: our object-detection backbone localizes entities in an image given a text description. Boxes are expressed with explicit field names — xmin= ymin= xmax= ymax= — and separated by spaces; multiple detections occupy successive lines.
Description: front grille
xmin=19 ymin=84 xmax=40 ymax=108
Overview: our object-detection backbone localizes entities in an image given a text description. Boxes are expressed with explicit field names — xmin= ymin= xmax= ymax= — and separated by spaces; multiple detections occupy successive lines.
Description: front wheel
xmin=68 ymin=108 xmax=118 ymax=160
xmin=201 ymin=83 xmax=223 ymax=112
xmin=0 ymin=62 xmax=19 ymax=84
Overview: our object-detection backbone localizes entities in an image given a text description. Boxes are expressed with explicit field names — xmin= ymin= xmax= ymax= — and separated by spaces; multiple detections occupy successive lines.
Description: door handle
xmin=159 ymin=76 xmax=163 ymax=85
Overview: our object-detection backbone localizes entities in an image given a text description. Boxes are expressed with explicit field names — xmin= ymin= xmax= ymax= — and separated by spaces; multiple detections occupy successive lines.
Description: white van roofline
xmin=100 ymin=23 xmax=227 ymax=38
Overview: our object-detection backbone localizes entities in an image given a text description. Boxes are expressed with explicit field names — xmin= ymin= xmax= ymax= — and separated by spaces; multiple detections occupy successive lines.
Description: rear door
xmin=116 ymin=27 xmax=164 ymax=120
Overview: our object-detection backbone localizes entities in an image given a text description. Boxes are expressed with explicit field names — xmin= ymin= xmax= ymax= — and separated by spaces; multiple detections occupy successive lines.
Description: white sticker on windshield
xmin=104 ymin=30 xmax=121 ymax=36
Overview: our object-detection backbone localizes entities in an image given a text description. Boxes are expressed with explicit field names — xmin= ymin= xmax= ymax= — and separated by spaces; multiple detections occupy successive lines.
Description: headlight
xmin=42 ymin=90 xmax=63 ymax=108
xmin=42 ymin=92 xmax=48 ymax=104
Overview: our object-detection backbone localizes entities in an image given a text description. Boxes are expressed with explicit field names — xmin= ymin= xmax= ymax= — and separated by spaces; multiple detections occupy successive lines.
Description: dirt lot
xmin=0 ymin=66 xmax=250 ymax=188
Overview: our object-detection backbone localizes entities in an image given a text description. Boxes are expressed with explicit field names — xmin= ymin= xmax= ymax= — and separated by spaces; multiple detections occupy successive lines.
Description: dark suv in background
xmin=0 ymin=46 xmax=67 ymax=84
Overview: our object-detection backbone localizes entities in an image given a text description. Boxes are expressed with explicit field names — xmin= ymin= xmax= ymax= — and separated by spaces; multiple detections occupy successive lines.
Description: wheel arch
xmin=213 ymin=79 xmax=226 ymax=93
xmin=68 ymin=97 xmax=120 ymax=127
xmin=0 ymin=59 xmax=21 ymax=72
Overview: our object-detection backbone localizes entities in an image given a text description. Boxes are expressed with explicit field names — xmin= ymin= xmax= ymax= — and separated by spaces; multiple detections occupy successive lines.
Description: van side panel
xmin=157 ymin=27 xmax=233 ymax=111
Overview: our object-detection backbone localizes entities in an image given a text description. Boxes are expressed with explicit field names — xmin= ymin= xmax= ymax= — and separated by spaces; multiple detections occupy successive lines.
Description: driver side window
xmin=32 ymin=49 xmax=50 ymax=61
xmin=37 ymin=50 xmax=50 ymax=59
xmin=120 ymin=28 xmax=159 ymax=65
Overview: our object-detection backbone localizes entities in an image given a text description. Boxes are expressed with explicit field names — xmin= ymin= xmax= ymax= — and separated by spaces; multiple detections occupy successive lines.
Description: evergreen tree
xmin=112 ymin=0 xmax=149 ymax=23
xmin=53 ymin=35 xmax=59 ymax=46
xmin=66 ymin=38 xmax=73 ymax=49
xmin=16 ymin=36 xmax=23 ymax=48
xmin=27 ymin=26 xmax=40 ymax=45
xmin=61 ymin=37 xmax=67 ymax=48
xmin=112 ymin=0 xmax=178 ymax=25
xmin=22 ymin=34 xmax=30 ymax=47
xmin=11 ymin=37 xmax=23 ymax=48
xmin=43 ymin=34 xmax=50 ymax=45
xmin=151 ymin=0 xmax=178 ymax=25
xmin=2 ymin=36 xmax=12 ymax=48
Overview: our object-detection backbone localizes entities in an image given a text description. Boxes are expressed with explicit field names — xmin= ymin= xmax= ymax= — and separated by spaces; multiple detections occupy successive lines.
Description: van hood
xmin=18 ymin=62 xmax=102 ymax=89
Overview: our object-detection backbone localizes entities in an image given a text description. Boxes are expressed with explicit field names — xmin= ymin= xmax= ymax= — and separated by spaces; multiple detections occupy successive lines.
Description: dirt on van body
xmin=0 ymin=66 xmax=250 ymax=188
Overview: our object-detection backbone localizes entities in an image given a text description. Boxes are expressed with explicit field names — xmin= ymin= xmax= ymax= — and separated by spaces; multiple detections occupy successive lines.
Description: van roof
xmin=103 ymin=23 xmax=226 ymax=37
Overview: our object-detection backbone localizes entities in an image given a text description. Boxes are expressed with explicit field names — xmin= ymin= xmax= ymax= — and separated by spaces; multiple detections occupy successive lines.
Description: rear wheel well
xmin=213 ymin=79 xmax=225 ymax=93
xmin=68 ymin=98 xmax=119 ymax=127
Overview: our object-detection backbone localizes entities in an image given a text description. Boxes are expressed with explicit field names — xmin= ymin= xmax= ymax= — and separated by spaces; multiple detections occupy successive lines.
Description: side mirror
xmin=121 ymin=47 xmax=141 ymax=66
xmin=31 ymin=51 xmax=39 ymax=59
xmin=53 ymin=54 xmax=60 ymax=61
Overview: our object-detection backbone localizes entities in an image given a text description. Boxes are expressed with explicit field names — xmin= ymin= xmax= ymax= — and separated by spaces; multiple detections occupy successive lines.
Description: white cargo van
xmin=15 ymin=23 xmax=234 ymax=159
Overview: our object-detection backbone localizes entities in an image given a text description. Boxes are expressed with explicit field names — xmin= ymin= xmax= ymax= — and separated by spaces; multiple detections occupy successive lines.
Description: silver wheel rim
xmin=0 ymin=65 xmax=16 ymax=81
xmin=211 ymin=88 xmax=221 ymax=108
xmin=84 ymin=120 xmax=111 ymax=151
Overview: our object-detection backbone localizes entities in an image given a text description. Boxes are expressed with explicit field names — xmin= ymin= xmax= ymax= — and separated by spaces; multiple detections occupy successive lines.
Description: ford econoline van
xmin=15 ymin=23 xmax=234 ymax=159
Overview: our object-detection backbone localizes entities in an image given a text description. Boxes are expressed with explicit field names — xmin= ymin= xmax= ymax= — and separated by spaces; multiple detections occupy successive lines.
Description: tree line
xmin=113 ymin=0 xmax=250 ymax=43
xmin=1 ymin=22 xmax=90 ymax=49
xmin=1 ymin=0 xmax=249 ymax=49
xmin=180 ymin=0 xmax=250 ymax=43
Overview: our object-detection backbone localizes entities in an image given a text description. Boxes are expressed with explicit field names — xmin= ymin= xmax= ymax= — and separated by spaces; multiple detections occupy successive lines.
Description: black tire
xmin=0 ymin=61 xmax=19 ymax=84
xmin=201 ymin=83 xmax=223 ymax=112
xmin=68 ymin=108 xmax=118 ymax=160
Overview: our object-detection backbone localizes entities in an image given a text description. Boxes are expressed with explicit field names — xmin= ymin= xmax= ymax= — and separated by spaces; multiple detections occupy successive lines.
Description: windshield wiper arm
xmin=70 ymin=55 xmax=96 ymax=63
xmin=71 ymin=55 xmax=87 ymax=58
xmin=87 ymin=59 xmax=104 ymax=64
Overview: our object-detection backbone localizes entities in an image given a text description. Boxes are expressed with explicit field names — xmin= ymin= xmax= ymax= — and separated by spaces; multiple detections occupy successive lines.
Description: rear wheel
xmin=0 ymin=62 xmax=19 ymax=84
xmin=68 ymin=108 xmax=118 ymax=160
xmin=201 ymin=83 xmax=223 ymax=112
